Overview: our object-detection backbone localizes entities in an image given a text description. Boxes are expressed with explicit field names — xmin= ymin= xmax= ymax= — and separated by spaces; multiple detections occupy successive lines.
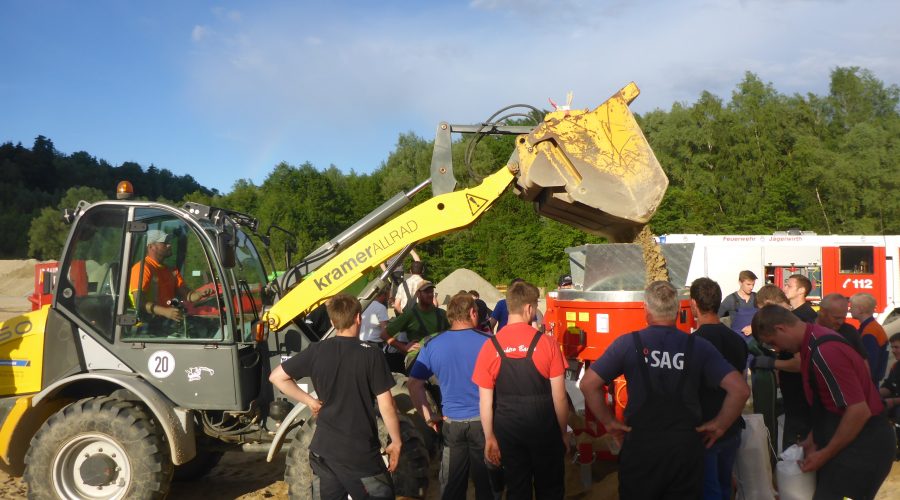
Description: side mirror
xmin=218 ymin=232 xmax=236 ymax=269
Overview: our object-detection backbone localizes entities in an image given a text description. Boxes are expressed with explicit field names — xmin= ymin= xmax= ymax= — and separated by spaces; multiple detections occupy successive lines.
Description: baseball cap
xmin=558 ymin=274 xmax=573 ymax=287
xmin=147 ymin=229 xmax=172 ymax=244
xmin=415 ymin=280 xmax=435 ymax=294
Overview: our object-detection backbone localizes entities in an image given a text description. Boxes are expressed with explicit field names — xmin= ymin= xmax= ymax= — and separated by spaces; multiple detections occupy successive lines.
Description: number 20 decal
xmin=842 ymin=278 xmax=873 ymax=289
xmin=147 ymin=350 xmax=176 ymax=379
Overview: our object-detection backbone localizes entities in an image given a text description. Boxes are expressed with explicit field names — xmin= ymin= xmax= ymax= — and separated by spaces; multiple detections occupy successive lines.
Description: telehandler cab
xmin=0 ymin=83 xmax=666 ymax=499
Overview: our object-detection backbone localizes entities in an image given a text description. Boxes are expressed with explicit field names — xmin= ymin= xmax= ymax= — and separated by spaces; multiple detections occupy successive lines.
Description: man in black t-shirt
xmin=779 ymin=274 xmax=817 ymax=451
xmin=269 ymin=294 xmax=401 ymax=499
xmin=691 ymin=278 xmax=749 ymax=500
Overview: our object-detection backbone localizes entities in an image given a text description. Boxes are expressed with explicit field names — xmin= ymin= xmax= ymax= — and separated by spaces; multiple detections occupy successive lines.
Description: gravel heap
xmin=435 ymin=268 xmax=502 ymax=308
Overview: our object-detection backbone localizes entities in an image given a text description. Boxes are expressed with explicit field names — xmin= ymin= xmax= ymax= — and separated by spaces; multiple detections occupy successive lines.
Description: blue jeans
xmin=702 ymin=432 xmax=741 ymax=500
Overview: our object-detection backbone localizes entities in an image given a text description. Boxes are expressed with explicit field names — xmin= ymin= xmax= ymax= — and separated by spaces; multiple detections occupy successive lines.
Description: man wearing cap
xmin=129 ymin=228 xmax=212 ymax=322
xmin=557 ymin=274 xmax=573 ymax=290
xmin=386 ymin=280 xmax=450 ymax=373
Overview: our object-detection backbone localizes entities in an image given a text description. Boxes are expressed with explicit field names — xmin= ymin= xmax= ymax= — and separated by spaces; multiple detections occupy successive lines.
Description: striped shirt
xmin=800 ymin=323 xmax=884 ymax=415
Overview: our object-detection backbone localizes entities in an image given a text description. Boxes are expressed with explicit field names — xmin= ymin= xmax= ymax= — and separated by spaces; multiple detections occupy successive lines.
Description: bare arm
xmin=580 ymin=369 xmax=631 ymax=445
xmin=407 ymin=377 xmax=438 ymax=432
xmin=550 ymin=375 xmax=570 ymax=455
xmin=696 ymin=370 xmax=750 ymax=448
xmin=376 ymin=390 xmax=402 ymax=472
xmin=480 ymin=386 xmax=501 ymax=465
xmin=268 ymin=365 xmax=322 ymax=416
xmin=801 ymin=401 xmax=870 ymax=472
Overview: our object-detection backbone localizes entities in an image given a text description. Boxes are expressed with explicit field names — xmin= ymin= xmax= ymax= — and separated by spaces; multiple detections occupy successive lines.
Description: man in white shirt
xmin=394 ymin=261 xmax=425 ymax=315
xmin=360 ymin=289 xmax=390 ymax=347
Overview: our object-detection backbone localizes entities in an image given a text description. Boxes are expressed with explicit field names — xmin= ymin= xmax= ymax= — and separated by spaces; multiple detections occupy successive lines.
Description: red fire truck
xmin=547 ymin=233 xmax=900 ymax=467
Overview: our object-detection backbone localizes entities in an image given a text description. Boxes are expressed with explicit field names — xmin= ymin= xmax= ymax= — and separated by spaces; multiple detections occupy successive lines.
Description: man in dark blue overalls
xmin=581 ymin=281 xmax=750 ymax=499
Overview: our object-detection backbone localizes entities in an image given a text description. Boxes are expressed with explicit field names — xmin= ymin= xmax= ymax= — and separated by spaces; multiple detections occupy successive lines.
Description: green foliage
xmin=646 ymin=67 xmax=900 ymax=239
xmin=8 ymin=66 xmax=900 ymax=292
xmin=3 ymin=137 xmax=216 ymax=258
xmin=27 ymin=186 xmax=107 ymax=260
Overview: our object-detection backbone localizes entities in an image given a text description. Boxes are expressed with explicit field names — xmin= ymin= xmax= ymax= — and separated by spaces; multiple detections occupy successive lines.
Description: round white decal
xmin=148 ymin=350 xmax=176 ymax=379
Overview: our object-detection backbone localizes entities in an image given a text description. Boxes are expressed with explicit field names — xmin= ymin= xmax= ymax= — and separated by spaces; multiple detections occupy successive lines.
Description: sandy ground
xmin=1 ymin=259 xmax=899 ymax=499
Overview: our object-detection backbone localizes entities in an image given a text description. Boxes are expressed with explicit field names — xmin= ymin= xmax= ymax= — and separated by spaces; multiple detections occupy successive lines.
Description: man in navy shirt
xmin=409 ymin=292 xmax=494 ymax=499
xmin=581 ymin=281 xmax=749 ymax=499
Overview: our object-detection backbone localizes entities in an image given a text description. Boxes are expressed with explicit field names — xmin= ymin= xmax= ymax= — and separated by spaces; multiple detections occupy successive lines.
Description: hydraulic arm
xmin=263 ymin=82 xmax=668 ymax=331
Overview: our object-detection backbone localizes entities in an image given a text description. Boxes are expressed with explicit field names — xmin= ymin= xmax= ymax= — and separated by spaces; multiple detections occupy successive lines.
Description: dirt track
xmin=1 ymin=259 xmax=899 ymax=499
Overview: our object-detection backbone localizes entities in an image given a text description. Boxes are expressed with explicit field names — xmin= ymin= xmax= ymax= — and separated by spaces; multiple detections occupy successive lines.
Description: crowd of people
xmin=269 ymin=262 xmax=898 ymax=500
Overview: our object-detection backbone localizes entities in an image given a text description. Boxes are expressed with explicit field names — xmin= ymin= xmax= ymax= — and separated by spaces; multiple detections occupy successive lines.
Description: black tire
xmin=390 ymin=373 xmax=441 ymax=457
xmin=284 ymin=414 xmax=430 ymax=499
xmin=172 ymin=449 xmax=223 ymax=481
xmin=24 ymin=396 xmax=173 ymax=500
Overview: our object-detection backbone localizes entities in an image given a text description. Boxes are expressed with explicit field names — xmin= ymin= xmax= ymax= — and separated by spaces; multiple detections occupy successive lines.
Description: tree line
xmin=9 ymin=67 xmax=899 ymax=290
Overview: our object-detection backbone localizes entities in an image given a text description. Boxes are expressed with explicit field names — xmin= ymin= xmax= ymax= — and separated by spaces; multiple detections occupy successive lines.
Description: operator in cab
xmin=580 ymin=281 xmax=749 ymax=499
xmin=129 ymin=229 xmax=212 ymax=323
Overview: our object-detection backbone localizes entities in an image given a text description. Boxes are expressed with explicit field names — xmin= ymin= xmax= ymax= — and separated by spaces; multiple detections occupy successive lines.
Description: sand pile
xmin=0 ymin=259 xmax=38 ymax=296
xmin=435 ymin=268 xmax=502 ymax=308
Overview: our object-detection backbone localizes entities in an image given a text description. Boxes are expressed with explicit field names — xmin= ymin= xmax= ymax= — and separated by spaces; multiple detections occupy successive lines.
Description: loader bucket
xmin=511 ymin=82 xmax=668 ymax=242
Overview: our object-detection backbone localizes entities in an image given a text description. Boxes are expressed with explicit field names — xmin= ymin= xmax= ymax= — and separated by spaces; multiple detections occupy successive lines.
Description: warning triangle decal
xmin=467 ymin=194 xmax=488 ymax=215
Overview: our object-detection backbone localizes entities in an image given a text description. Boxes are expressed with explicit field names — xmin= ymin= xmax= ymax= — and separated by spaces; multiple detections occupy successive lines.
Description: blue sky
xmin=2 ymin=0 xmax=898 ymax=194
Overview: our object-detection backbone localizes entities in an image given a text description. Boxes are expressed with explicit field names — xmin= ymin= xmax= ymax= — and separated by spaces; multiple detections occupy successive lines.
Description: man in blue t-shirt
xmin=581 ymin=281 xmax=750 ymax=500
xmin=409 ymin=292 xmax=493 ymax=500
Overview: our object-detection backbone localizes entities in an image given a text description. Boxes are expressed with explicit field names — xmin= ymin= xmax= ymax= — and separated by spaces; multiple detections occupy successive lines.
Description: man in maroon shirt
xmin=752 ymin=305 xmax=895 ymax=499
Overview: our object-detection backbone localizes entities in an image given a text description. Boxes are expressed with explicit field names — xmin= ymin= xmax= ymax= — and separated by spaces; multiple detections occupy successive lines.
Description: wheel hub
xmin=79 ymin=454 xmax=119 ymax=487
xmin=52 ymin=432 xmax=131 ymax=499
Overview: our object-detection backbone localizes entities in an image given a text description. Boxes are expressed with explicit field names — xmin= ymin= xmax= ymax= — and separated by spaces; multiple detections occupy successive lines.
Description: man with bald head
xmin=816 ymin=293 xmax=866 ymax=359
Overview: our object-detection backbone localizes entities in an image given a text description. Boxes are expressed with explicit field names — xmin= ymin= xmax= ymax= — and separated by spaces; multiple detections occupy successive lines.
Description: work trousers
xmin=495 ymin=429 xmax=564 ymax=499
xmin=702 ymin=432 xmax=741 ymax=500
xmin=439 ymin=419 xmax=495 ymax=500
xmin=812 ymin=416 xmax=895 ymax=500
xmin=619 ymin=430 xmax=704 ymax=500
xmin=309 ymin=451 xmax=394 ymax=500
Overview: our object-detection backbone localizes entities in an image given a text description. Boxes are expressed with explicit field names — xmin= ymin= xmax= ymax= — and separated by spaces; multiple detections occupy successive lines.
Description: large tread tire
xmin=390 ymin=373 xmax=441 ymax=457
xmin=24 ymin=396 xmax=173 ymax=500
xmin=284 ymin=414 xmax=430 ymax=499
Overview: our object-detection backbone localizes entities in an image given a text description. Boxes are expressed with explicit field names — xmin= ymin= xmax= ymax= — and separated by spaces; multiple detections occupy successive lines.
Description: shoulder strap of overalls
xmin=675 ymin=333 xmax=695 ymax=394
xmin=631 ymin=332 xmax=654 ymax=394
xmin=490 ymin=335 xmax=506 ymax=359
xmin=525 ymin=332 xmax=542 ymax=360
xmin=807 ymin=334 xmax=852 ymax=403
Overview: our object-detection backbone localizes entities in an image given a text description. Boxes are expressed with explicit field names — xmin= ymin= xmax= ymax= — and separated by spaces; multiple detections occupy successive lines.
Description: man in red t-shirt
xmin=130 ymin=229 xmax=212 ymax=322
xmin=752 ymin=305 xmax=895 ymax=499
xmin=472 ymin=280 xmax=568 ymax=499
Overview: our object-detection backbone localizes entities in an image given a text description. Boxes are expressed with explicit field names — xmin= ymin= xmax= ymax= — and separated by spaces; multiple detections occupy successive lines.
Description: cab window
xmin=839 ymin=246 xmax=874 ymax=274
xmin=228 ymin=229 xmax=268 ymax=342
xmin=56 ymin=206 xmax=127 ymax=342
xmin=122 ymin=209 xmax=225 ymax=342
